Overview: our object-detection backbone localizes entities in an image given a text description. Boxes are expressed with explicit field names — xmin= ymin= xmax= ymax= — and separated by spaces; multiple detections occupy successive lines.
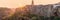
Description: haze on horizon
xmin=0 ymin=0 xmax=60 ymax=8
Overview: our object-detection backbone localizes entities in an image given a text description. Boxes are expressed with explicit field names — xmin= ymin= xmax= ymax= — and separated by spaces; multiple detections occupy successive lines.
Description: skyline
xmin=0 ymin=0 xmax=60 ymax=8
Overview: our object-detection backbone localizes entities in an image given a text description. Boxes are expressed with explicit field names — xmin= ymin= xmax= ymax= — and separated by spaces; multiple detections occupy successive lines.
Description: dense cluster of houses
xmin=16 ymin=2 xmax=60 ymax=17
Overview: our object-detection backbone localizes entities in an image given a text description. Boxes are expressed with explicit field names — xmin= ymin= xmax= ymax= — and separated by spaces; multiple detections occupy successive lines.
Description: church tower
xmin=31 ymin=0 xmax=34 ymax=7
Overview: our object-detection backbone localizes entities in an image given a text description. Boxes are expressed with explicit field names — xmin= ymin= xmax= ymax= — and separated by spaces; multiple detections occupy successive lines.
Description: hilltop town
xmin=0 ymin=2 xmax=60 ymax=20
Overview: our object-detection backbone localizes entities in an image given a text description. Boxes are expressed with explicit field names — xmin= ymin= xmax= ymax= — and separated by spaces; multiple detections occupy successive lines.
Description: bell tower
xmin=31 ymin=0 xmax=34 ymax=7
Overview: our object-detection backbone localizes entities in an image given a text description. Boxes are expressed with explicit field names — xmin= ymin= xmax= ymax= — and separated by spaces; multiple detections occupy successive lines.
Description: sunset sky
xmin=0 ymin=0 xmax=60 ymax=8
